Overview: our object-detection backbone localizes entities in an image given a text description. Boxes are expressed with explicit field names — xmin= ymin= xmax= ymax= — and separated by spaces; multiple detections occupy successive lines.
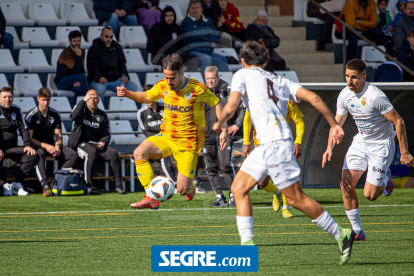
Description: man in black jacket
xmin=246 ymin=10 xmax=286 ymax=71
xmin=0 ymin=7 xmax=13 ymax=52
xmin=0 ymin=87 xmax=37 ymax=196
xmin=69 ymin=89 xmax=124 ymax=195
xmin=25 ymin=88 xmax=79 ymax=197
xmin=87 ymin=26 xmax=138 ymax=101
xmin=204 ymin=66 xmax=245 ymax=207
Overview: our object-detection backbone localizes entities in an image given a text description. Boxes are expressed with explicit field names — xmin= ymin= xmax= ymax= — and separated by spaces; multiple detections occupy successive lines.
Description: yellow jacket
xmin=341 ymin=0 xmax=378 ymax=32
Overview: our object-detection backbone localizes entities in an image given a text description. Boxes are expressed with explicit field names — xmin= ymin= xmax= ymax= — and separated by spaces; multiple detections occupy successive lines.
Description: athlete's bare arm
xmin=116 ymin=86 xmax=152 ymax=104
xmin=213 ymin=91 xmax=241 ymax=133
xmin=322 ymin=113 xmax=348 ymax=168
xmin=213 ymin=102 xmax=228 ymax=150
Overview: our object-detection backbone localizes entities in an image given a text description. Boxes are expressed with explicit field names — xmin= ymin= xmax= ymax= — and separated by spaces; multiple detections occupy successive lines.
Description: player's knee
xmin=133 ymin=146 xmax=146 ymax=160
xmin=340 ymin=179 xmax=352 ymax=194
xmin=363 ymin=190 xmax=378 ymax=201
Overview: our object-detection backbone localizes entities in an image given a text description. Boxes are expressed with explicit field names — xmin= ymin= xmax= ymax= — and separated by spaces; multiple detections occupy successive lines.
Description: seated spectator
xmin=0 ymin=86 xmax=37 ymax=196
xmin=87 ymin=26 xmax=138 ymax=102
xmin=181 ymin=0 xmax=229 ymax=72
xmin=93 ymin=0 xmax=138 ymax=36
xmin=135 ymin=0 xmax=161 ymax=33
xmin=336 ymin=0 xmax=384 ymax=61
xmin=397 ymin=29 xmax=414 ymax=81
xmin=218 ymin=0 xmax=246 ymax=42
xmin=25 ymin=88 xmax=79 ymax=197
xmin=147 ymin=6 xmax=195 ymax=66
xmin=375 ymin=48 xmax=404 ymax=81
xmin=377 ymin=0 xmax=393 ymax=48
xmin=391 ymin=0 xmax=407 ymax=28
xmin=0 ymin=7 xmax=13 ymax=52
xmin=394 ymin=1 xmax=414 ymax=51
xmin=54 ymin=30 xmax=89 ymax=105
xmin=69 ymin=89 xmax=125 ymax=195
xmin=246 ymin=10 xmax=286 ymax=71
xmin=202 ymin=0 xmax=226 ymax=32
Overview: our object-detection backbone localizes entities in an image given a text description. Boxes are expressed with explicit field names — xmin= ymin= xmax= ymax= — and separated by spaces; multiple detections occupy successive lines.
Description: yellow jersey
xmin=146 ymin=78 xmax=219 ymax=153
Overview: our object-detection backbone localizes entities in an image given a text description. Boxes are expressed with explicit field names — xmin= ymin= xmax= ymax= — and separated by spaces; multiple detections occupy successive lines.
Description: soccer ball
xmin=148 ymin=176 xmax=175 ymax=202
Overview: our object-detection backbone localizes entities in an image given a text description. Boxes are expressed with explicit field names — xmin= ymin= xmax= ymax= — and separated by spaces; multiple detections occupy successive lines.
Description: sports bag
xmin=52 ymin=169 xmax=87 ymax=196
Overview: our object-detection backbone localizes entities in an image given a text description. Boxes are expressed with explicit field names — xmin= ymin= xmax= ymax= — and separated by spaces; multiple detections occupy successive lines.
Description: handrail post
xmin=265 ymin=0 xmax=268 ymax=14
xmin=342 ymin=27 xmax=346 ymax=81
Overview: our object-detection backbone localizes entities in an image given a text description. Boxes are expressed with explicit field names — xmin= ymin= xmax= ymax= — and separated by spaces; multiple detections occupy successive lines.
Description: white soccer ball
xmin=148 ymin=176 xmax=175 ymax=202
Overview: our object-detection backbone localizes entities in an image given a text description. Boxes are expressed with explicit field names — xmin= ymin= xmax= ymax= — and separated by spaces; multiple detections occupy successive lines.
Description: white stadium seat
xmin=28 ymin=3 xmax=66 ymax=26
xmin=14 ymin=74 xmax=43 ymax=97
xmin=361 ymin=46 xmax=386 ymax=69
xmin=56 ymin=26 xmax=91 ymax=49
xmin=128 ymin=73 xmax=143 ymax=91
xmin=13 ymin=97 xmax=36 ymax=113
xmin=60 ymin=3 xmax=98 ymax=26
xmin=147 ymin=53 xmax=162 ymax=71
xmin=275 ymin=71 xmax=300 ymax=83
xmin=0 ymin=74 xmax=9 ymax=88
xmin=87 ymin=26 xmax=126 ymax=48
xmin=119 ymin=26 xmax=147 ymax=48
xmin=109 ymin=97 xmax=139 ymax=120
xmin=218 ymin=72 xmax=233 ymax=85
xmin=51 ymin=48 xmax=64 ymax=67
xmin=5 ymin=26 xmax=29 ymax=49
xmin=184 ymin=72 xmax=204 ymax=84
xmin=21 ymin=27 xmax=59 ymax=47
xmin=331 ymin=27 xmax=369 ymax=47
xmin=145 ymin=72 xmax=164 ymax=85
xmin=47 ymin=74 xmax=74 ymax=97
xmin=0 ymin=3 xmax=34 ymax=26
xmin=109 ymin=120 xmax=146 ymax=145
xmin=61 ymin=123 xmax=69 ymax=145
xmin=213 ymin=48 xmax=242 ymax=71
xmin=18 ymin=49 xmax=56 ymax=73
xmin=0 ymin=49 xmax=25 ymax=73
xmin=123 ymin=49 xmax=154 ymax=72
xmin=49 ymin=97 xmax=72 ymax=120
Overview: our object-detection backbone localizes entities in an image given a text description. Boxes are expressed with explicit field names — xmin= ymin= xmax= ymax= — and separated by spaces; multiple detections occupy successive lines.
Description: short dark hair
xmin=346 ymin=59 xmax=366 ymax=74
xmin=408 ymin=29 xmax=414 ymax=37
xmin=188 ymin=0 xmax=202 ymax=11
xmin=143 ymin=85 xmax=154 ymax=91
xmin=0 ymin=86 xmax=13 ymax=95
xmin=68 ymin=30 xmax=82 ymax=41
xmin=162 ymin=54 xmax=183 ymax=72
xmin=377 ymin=0 xmax=389 ymax=4
xmin=101 ymin=26 xmax=113 ymax=35
xmin=239 ymin=40 xmax=268 ymax=66
xmin=38 ymin=87 xmax=51 ymax=98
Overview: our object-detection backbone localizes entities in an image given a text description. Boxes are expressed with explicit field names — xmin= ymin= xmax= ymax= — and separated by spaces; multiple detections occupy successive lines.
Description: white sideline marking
xmin=0 ymin=204 xmax=413 ymax=215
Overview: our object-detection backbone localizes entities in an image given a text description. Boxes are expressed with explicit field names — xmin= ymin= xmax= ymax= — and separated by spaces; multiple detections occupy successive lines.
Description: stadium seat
xmin=0 ymin=3 xmax=34 ymax=26
xmin=47 ymin=74 xmax=74 ymax=97
xmin=0 ymin=74 xmax=9 ymax=88
xmin=28 ymin=3 xmax=66 ymax=26
xmin=0 ymin=49 xmax=25 ymax=73
xmin=49 ymin=97 xmax=72 ymax=120
xmin=123 ymin=49 xmax=154 ymax=72
xmin=109 ymin=120 xmax=146 ymax=145
xmin=76 ymin=96 xmax=106 ymax=111
xmin=275 ymin=71 xmax=300 ymax=83
xmin=61 ymin=123 xmax=69 ymax=145
xmin=331 ymin=27 xmax=369 ymax=47
xmin=218 ymin=72 xmax=233 ymax=85
xmin=128 ymin=73 xmax=144 ymax=91
xmin=87 ymin=26 xmax=126 ymax=48
xmin=56 ymin=26 xmax=92 ymax=49
xmin=119 ymin=26 xmax=147 ymax=48
xmin=361 ymin=46 xmax=386 ymax=69
xmin=145 ymin=72 xmax=164 ymax=85
xmin=213 ymin=48 xmax=242 ymax=71
xmin=60 ymin=3 xmax=98 ymax=26
xmin=302 ymin=1 xmax=324 ymax=24
xmin=13 ymin=97 xmax=36 ymax=113
xmin=21 ymin=27 xmax=59 ymax=47
xmin=109 ymin=97 xmax=139 ymax=120
xmin=14 ymin=74 xmax=43 ymax=97
xmin=5 ymin=27 xmax=29 ymax=49
xmin=147 ymin=53 xmax=162 ymax=71
xmin=17 ymin=136 xmax=23 ymax=146
xmin=18 ymin=49 xmax=56 ymax=73
xmin=158 ymin=2 xmax=184 ymax=24
xmin=51 ymin=49 xmax=64 ymax=67
xmin=184 ymin=72 xmax=205 ymax=84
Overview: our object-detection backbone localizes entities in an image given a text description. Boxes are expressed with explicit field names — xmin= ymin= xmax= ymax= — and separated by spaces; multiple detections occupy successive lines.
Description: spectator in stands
xmin=135 ymin=0 xmax=161 ymax=34
xmin=203 ymin=66 xmax=245 ymax=207
xmin=87 ymin=26 xmax=138 ymax=102
xmin=392 ymin=0 xmax=407 ymax=29
xmin=202 ymin=0 xmax=226 ymax=32
xmin=394 ymin=1 xmax=414 ymax=51
xmin=0 ymin=7 xmax=13 ymax=52
xmin=246 ymin=10 xmax=286 ymax=71
xmin=218 ymin=0 xmax=246 ymax=42
xmin=0 ymin=86 xmax=37 ymax=196
xmin=181 ymin=0 xmax=229 ymax=73
xmin=307 ymin=0 xmax=339 ymax=49
xmin=397 ymin=29 xmax=414 ymax=81
xmin=377 ymin=0 xmax=393 ymax=48
xmin=69 ymin=89 xmax=125 ymax=195
xmin=375 ymin=48 xmax=404 ymax=81
xmin=93 ymin=0 xmax=138 ymax=36
xmin=25 ymin=88 xmax=79 ymax=197
xmin=54 ymin=30 xmax=89 ymax=105
xmin=337 ymin=0 xmax=384 ymax=61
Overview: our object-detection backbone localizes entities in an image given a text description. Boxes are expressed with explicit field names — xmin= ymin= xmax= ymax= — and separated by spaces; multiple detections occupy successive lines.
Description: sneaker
xmin=3 ymin=183 xmax=12 ymax=196
xmin=336 ymin=226 xmax=355 ymax=265
xmin=210 ymin=195 xmax=227 ymax=207
xmin=115 ymin=186 xmax=126 ymax=194
xmin=87 ymin=186 xmax=101 ymax=195
xmin=241 ymin=238 xmax=255 ymax=245
xmin=272 ymin=193 xmax=282 ymax=212
xmin=11 ymin=182 xmax=28 ymax=196
xmin=354 ymin=230 xmax=366 ymax=241
xmin=282 ymin=208 xmax=293 ymax=218
xmin=185 ymin=185 xmax=196 ymax=201
xmin=229 ymin=194 xmax=236 ymax=207
xmin=195 ymin=184 xmax=207 ymax=194
xmin=43 ymin=185 xmax=52 ymax=197
xmin=130 ymin=195 xmax=159 ymax=210
xmin=383 ymin=169 xmax=394 ymax=196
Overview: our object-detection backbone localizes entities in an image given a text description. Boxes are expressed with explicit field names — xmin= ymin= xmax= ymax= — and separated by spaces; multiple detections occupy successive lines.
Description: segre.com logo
xmin=151 ymin=245 xmax=258 ymax=272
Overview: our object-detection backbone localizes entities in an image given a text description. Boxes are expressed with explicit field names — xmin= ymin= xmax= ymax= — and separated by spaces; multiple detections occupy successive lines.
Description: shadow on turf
xmin=258 ymin=243 xmax=333 ymax=247
xmin=0 ymin=240 xmax=72 ymax=244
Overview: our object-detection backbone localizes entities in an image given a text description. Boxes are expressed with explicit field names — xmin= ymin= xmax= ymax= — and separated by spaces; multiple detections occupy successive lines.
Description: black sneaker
xmin=210 ymin=195 xmax=227 ymax=207
xmin=87 ymin=187 xmax=101 ymax=195
xmin=115 ymin=186 xmax=125 ymax=194
xmin=337 ymin=226 xmax=355 ymax=265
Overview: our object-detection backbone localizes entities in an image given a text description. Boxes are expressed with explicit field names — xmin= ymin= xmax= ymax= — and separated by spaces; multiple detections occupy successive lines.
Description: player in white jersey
xmin=213 ymin=41 xmax=355 ymax=265
xmin=322 ymin=59 xmax=414 ymax=241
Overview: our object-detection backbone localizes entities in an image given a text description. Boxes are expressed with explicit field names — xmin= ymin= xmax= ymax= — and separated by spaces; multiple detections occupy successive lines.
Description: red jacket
xmin=222 ymin=2 xmax=244 ymax=33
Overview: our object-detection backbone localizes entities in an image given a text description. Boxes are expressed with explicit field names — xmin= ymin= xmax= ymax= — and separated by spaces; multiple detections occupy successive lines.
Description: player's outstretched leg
xmin=258 ymin=177 xmax=282 ymax=212
xmin=383 ymin=169 xmax=394 ymax=196
xmin=281 ymin=194 xmax=293 ymax=219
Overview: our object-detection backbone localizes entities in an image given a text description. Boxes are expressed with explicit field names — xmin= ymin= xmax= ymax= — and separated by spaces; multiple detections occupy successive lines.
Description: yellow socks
xmin=186 ymin=181 xmax=195 ymax=195
xmin=134 ymin=159 xmax=154 ymax=190
xmin=262 ymin=179 xmax=279 ymax=195
xmin=283 ymin=194 xmax=290 ymax=208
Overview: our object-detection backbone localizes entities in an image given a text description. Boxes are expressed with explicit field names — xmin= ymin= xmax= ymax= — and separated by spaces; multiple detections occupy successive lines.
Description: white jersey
xmin=337 ymin=82 xmax=395 ymax=144
xmin=231 ymin=67 xmax=301 ymax=144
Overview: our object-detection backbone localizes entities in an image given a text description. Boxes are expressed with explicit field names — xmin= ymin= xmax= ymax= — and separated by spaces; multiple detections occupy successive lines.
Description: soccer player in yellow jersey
xmin=116 ymin=54 xmax=228 ymax=209
xmin=243 ymin=100 xmax=305 ymax=218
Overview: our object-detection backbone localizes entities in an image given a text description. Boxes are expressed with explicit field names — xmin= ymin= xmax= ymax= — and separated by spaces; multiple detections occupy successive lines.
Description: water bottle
xmin=120 ymin=73 xmax=125 ymax=87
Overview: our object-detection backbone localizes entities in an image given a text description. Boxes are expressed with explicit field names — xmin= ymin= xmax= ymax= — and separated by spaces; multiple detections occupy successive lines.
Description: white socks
xmin=345 ymin=208 xmax=362 ymax=232
xmin=312 ymin=211 xmax=340 ymax=240
xmin=145 ymin=188 xmax=151 ymax=197
xmin=237 ymin=216 xmax=253 ymax=243
xmin=276 ymin=190 xmax=281 ymax=196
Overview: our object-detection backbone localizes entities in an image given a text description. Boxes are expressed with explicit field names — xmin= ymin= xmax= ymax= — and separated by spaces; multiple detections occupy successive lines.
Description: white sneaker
xmin=3 ymin=183 xmax=12 ymax=196
xmin=11 ymin=182 xmax=29 ymax=196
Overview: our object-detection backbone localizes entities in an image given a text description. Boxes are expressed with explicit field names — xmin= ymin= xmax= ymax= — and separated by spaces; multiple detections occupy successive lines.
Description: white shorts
xmin=343 ymin=136 xmax=395 ymax=186
xmin=240 ymin=139 xmax=300 ymax=190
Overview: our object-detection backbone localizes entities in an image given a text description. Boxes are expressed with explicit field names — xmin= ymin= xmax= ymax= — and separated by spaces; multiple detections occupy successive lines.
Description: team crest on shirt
xmin=184 ymin=91 xmax=192 ymax=101
xmin=164 ymin=91 xmax=169 ymax=95
xmin=96 ymin=115 xmax=101 ymax=122
xmin=361 ymin=97 xmax=366 ymax=106
xmin=50 ymin=117 xmax=54 ymax=124
xmin=11 ymin=113 xmax=16 ymax=120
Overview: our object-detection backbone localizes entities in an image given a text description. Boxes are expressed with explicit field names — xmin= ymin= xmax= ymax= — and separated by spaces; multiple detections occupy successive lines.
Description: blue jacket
xmin=181 ymin=14 xmax=219 ymax=54
xmin=397 ymin=40 xmax=414 ymax=81
xmin=374 ymin=61 xmax=404 ymax=82
xmin=392 ymin=0 xmax=407 ymax=28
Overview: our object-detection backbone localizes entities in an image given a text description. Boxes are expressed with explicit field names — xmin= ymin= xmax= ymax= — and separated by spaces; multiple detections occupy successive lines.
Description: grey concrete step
xmin=241 ymin=15 xmax=293 ymax=27
xmin=238 ymin=6 xmax=265 ymax=17
xmin=277 ymin=40 xmax=317 ymax=53
xmin=271 ymin=27 xmax=306 ymax=41
xmin=289 ymin=64 xmax=343 ymax=76
xmin=268 ymin=5 xmax=281 ymax=16
xmin=232 ymin=0 xmax=265 ymax=6
xmin=282 ymin=52 xmax=334 ymax=64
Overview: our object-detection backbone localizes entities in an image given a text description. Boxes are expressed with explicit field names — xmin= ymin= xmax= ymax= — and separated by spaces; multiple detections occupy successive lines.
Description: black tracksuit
xmin=69 ymin=100 xmax=122 ymax=189
xmin=0 ymin=105 xmax=37 ymax=187
xmin=203 ymin=79 xmax=245 ymax=197
xmin=25 ymin=107 xmax=79 ymax=187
